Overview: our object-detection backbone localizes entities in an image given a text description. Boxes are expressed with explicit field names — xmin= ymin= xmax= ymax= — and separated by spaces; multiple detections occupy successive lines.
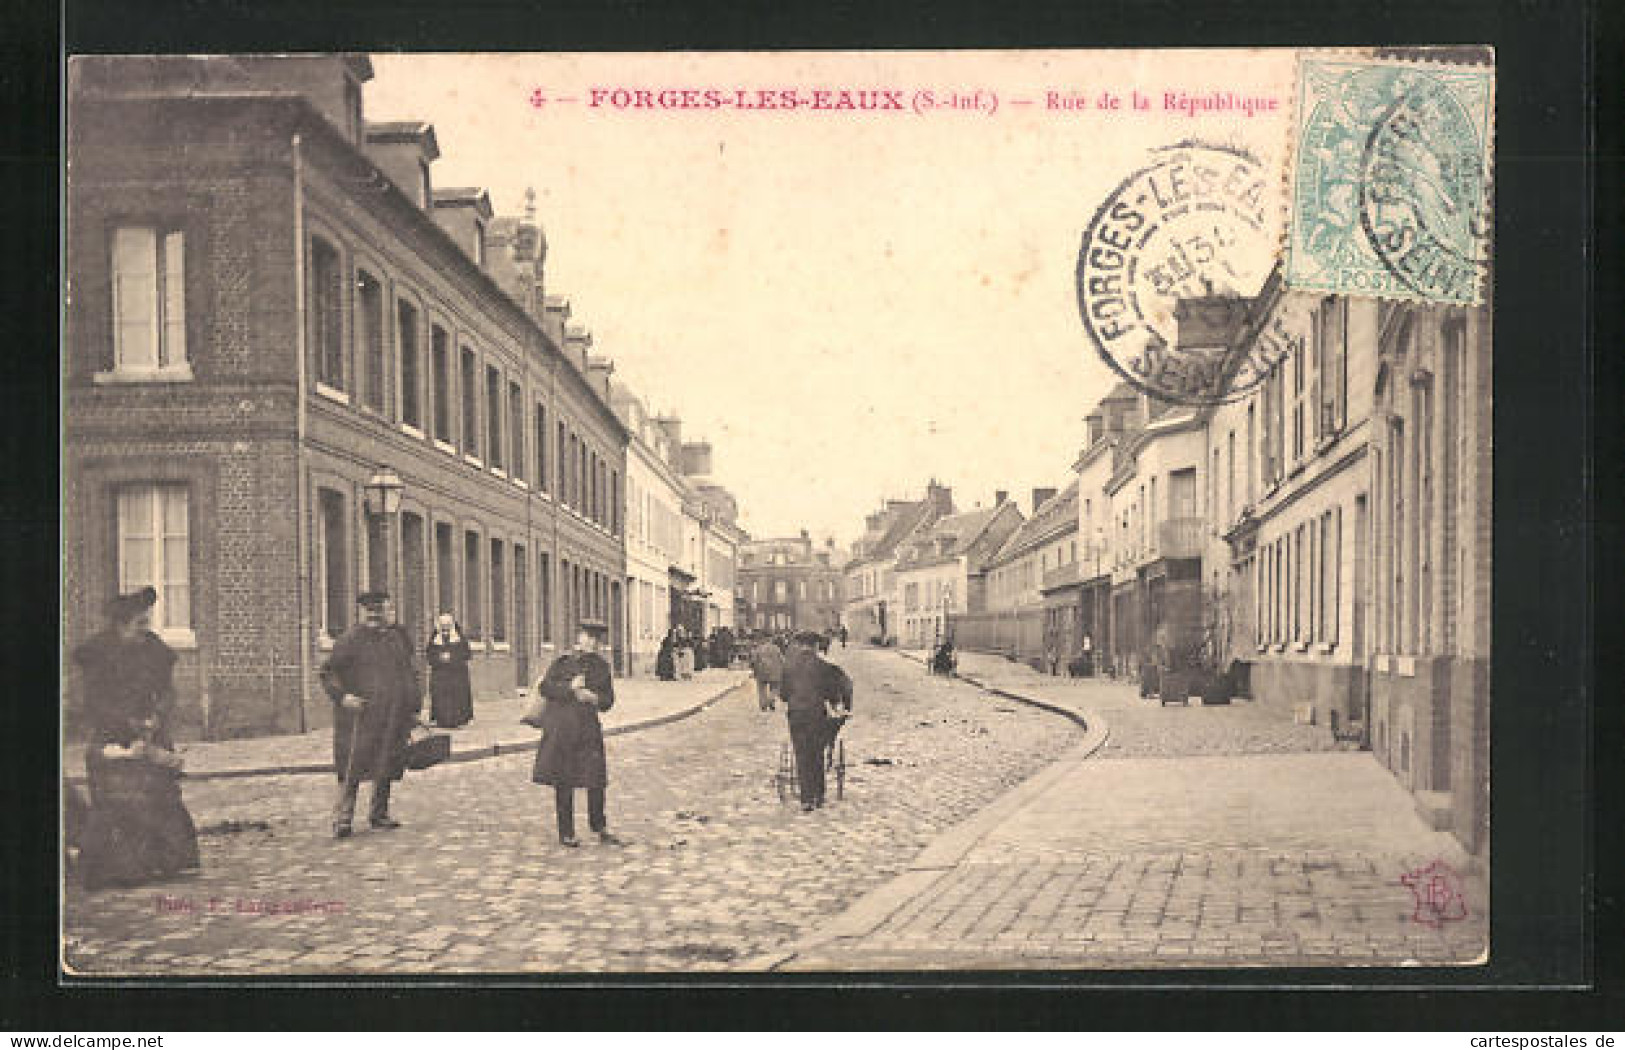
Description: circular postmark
xmin=1358 ymin=73 xmax=1489 ymax=303
xmin=1076 ymin=144 xmax=1280 ymax=406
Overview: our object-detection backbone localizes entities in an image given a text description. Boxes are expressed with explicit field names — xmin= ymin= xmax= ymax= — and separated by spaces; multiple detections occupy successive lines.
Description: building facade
xmin=840 ymin=482 xmax=954 ymax=644
xmin=893 ymin=503 xmax=1023 ymax=649
xmin=64 ymin=54 xmax=629 ymax=739
xmin=738 ymin=533 xmax=844 ymax=634
xmin=612 ymin=388 xmax=687 ymax=676
xmin=956 ymin=485 xmax=1077 ymax=667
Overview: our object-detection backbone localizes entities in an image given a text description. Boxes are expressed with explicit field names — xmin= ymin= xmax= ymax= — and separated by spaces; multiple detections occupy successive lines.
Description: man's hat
xmin=576 ymin=618 xmax=609 ymax=637
xmin=356 ymin=590 xmax=391 ymax=609
xmin=792 ymin=630 xmax=823 ymax=648
xmin=108 ymin=585 xmax=157 ymax=623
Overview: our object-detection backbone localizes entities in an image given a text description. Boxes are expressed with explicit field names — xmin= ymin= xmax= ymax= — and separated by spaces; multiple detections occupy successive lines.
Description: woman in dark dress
xmin=425 ymin=612 xmax=474 ymax=728
xmin=71 ymin=586 xmax=199 ymax=890
xmin=655 ymin=634 xmax=676 ymax=681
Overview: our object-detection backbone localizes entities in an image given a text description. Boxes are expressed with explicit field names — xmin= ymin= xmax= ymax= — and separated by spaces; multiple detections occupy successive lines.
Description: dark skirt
xmin=79 ymin=755 xmax=199 ymax=891
xmin=429 ymin=666 xmax=474 ymax=728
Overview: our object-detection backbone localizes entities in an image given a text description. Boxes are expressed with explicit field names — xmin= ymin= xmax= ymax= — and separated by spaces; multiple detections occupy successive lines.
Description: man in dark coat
xmin=780 ymin=631 xmax=847 ymax=811
xmin=321 ymin=591 xmax=422 ymax=839
xmin=531 ymin=621 xmax=623 ymax=847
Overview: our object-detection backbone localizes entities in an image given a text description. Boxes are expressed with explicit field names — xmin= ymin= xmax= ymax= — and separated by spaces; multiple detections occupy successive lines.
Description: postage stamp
xmin=1075 ymin=143 xmax=1281 ymax=406
xmin=1285 ymin=54 xmax=1493 ymax=304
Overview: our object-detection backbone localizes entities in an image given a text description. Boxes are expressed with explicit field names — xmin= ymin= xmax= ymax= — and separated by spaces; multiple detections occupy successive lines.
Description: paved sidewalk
xmin=764 ymin=649 xmax=1486 ymax=970
xmin=64 ymin=668 xmax=750 ymax=781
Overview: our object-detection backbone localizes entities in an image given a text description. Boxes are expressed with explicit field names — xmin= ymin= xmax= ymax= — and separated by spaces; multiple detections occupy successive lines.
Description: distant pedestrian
xmin=838 ymin=625 xmax=848 ymax=648
xmin=321 ymin=591 xmax=422 ymax=839
xmin=655 ymin=634 xmax=676 ymax=681
xmin=531 ymin=621 xmax=624 ymax=847
xmin=750 ymin=634 xmax=784 ymax=711
xmin=692 ymin=630 xmax=709 ymax=672
xmin=72 ymin=586 xmax=199 ymax=889
xmin=425 ymin=613 xmax=473 ymax=729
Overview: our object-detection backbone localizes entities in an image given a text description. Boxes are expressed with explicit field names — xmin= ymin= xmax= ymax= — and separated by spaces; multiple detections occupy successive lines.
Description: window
xmin=1416 ymin=379 xmax=1434 ymax=653
xmin=461 ymin=348 xmax=479 ymax=455
xmin=463 ymin=530 xmax=483 ymax=639
xmin=398 ymin=300 xmax=421 ymax=429
xmin=1319 ymin=298 xmax=1348 ymax=434
xmin=110 ymin=226 xmax=187 ymax=374
xmin=486 ymin=365 xmax=504 ymax=470
xmin=1245 ymin=403 xmax=1256 ymax=503
xmin=417 ymin=160 xmax=432 ymax=208
xmin=539 ymin=552 xmax=552 ymax=643
xmin=798 ymin=580 xmax=808 ymax=601
xmin=774 ymin=580 xmax=787 ymax=603
xmin=1391 ymin=417 xmax=1406 ymax=653
xmin=490 ymin=539 xmax=507 ymax=643
xmin=557 ymin=420 xmax=567 ymax=495
xmin=509 ymin=382 xmax=525 ymax=481
xmin=356 ymin=270 xmax=385 ymax=413
xmin=430 ymin=326 xmax=451 ymax=443
xmin=610 ymin=470 xmax=621 ymax=535
xmin=1290 ymin=335 xmax=1307 ymax=463
xmin=435 ymin=522 xmax=455 ymax=622
xmin=310 ymin=237 xmax=344 ymax=390
xmin=535 ymin=405 xmax=548 ymax=490
xmin=117 ymin=484 xmax=190 ymax=636
xmin=473 ymin=218 xmax=487 ymax=267
xmin=318 ymin=489 xmax=348 ymax=639
xmin=1226 ymin=430 xmax=1236 ymax=522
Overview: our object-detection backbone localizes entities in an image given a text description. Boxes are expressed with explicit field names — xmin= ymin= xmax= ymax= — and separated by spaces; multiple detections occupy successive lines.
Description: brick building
xmin=64 ymin=55 xmax=628 ymax=739
xmin=738 ymin=532 xmax=844 ymax=634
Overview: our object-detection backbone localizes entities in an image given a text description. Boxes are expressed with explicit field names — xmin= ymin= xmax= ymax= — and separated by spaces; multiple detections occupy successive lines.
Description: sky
xmin=365 ymin=51 xmax=1294 ymax=544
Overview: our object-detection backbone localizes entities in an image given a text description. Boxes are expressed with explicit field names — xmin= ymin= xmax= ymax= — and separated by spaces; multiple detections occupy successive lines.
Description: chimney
xmin=995 ymin=489 xmax=1009 ymax=506
xmin=431 ymin=187 xmax=494 ymax=269
xmin=926 ymin=480 xmax=954 ymax=514
xmin=1086 ymin=413 xmax=1104 ymax=447
xmin=1031 ymin=487 xmax=1058 ymax=512
xmin=681 ymin=441 xmax=713 ymax=477
xmin=563 ymin=324 xmax=592 ymax=373
xmin=542 ymin=296 xmax=571 ymax=347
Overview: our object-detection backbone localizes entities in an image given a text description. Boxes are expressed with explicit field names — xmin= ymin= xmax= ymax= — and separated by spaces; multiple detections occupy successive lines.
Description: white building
xmin=611 ymin=385 xmax=688 ymax=676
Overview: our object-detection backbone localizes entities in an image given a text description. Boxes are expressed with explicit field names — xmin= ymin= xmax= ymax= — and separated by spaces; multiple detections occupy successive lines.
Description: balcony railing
xmin=1156 ymin=516 xmax=1206 ymax=559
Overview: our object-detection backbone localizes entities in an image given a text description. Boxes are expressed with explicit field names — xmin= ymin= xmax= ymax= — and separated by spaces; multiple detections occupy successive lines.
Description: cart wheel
xmin=834 ymin=739 xmax=846 ymax=800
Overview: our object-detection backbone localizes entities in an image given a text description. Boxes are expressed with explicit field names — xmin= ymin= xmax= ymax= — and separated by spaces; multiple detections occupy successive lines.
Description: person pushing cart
xmin=779 ymin=631 xmax=852 ymax=812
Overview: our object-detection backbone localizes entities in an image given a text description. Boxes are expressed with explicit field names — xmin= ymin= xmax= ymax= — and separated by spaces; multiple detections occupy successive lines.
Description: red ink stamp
xmin=1400 ymin=860 xmax=1469 ymax=926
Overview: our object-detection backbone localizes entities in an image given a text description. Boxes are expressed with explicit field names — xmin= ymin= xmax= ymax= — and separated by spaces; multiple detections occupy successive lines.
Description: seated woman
xmin=72 ymin=587 xmax=199 ymax=890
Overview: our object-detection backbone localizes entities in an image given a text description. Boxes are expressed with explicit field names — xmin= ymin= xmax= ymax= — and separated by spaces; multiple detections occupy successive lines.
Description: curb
xmin=746 ymin=652 xmax=1109 ymax=972
xmin=65 ymin=676 xmax=751 ymax=785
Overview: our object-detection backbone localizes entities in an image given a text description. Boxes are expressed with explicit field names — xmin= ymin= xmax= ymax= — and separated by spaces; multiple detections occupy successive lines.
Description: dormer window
xmin=473 ymin=218 xmax=486 ymax=266
xmin=418 ymin=160 xmax=432 ymax=208
xmin=344 ymin=76 xmax=363 ymax=144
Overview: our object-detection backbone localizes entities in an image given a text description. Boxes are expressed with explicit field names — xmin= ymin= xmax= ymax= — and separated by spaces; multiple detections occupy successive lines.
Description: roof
xmin=985 ymin=479 xmax=1079 ymax=567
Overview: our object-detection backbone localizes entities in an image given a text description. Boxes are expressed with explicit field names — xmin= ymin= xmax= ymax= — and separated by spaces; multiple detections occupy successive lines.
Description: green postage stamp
xmin=1285 ymin=54 xmax=1493 ymax=305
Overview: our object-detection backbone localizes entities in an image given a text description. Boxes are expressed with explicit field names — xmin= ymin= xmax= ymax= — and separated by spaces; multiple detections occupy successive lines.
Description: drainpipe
xmin=292 ymin=132 xmax=312 ymax=733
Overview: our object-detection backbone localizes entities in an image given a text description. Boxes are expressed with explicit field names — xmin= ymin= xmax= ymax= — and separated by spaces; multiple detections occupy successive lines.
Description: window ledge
xmin=490 ymin=466 xmax=508 ymax=480
xmin=511 ymin=477 xmax=530 ymax=491
xmin=1316 ymin=642 xmax=1337 ymax=654
xmin=315 ymin=383 xmax=350 ymax=405
xmin=491 ymin=641 xmax=511 ymax=652
xmin=94 ymin=365 xmax=194 ymax=385
xmin=434 ymin=439 xmax=458 ymax=457
xmin=1395 ymin=655 xmax=1417 ymax=678
xmin=156 ymin=628 xmax=197 ymax=650
xmin=401 ymin=423 xmax=426 ymax=440
xmin=463 ymin=455 xmax=485 ymax=469
xmin=318 ymin=633 xmax=337 ymax=651
xmin=1292 ymin=640 xmax=1310 ymax=653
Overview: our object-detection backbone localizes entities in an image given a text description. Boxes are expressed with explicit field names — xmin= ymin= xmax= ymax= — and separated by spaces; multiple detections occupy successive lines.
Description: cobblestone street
xmin=62 ymin=648 xmax=1083 ymax=974
xmin=780 ymin=652 xmax=1488 ymax=970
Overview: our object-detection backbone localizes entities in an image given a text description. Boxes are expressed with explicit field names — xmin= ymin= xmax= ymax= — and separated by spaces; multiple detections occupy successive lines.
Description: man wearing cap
xmin=320 ymin=591 xmax=422 ymax=839
xmin=780 ymin=630 xmax=846 ymax=811
xmin=531 ymin=620 xmax=624 ymax=847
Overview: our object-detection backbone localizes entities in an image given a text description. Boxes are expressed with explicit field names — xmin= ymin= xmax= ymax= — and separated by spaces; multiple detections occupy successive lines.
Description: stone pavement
xmin=61 ymin=647 xmax=1085 ymax=974
xmin=771 ymin=650 xmax=1487 ymax=970
xmin=64 ymin=667 xmax=750 ymax=781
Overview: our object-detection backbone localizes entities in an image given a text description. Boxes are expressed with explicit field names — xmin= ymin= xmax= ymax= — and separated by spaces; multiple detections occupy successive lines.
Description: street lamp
xmin=363 ymin=465 xmax=405 ymax=599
